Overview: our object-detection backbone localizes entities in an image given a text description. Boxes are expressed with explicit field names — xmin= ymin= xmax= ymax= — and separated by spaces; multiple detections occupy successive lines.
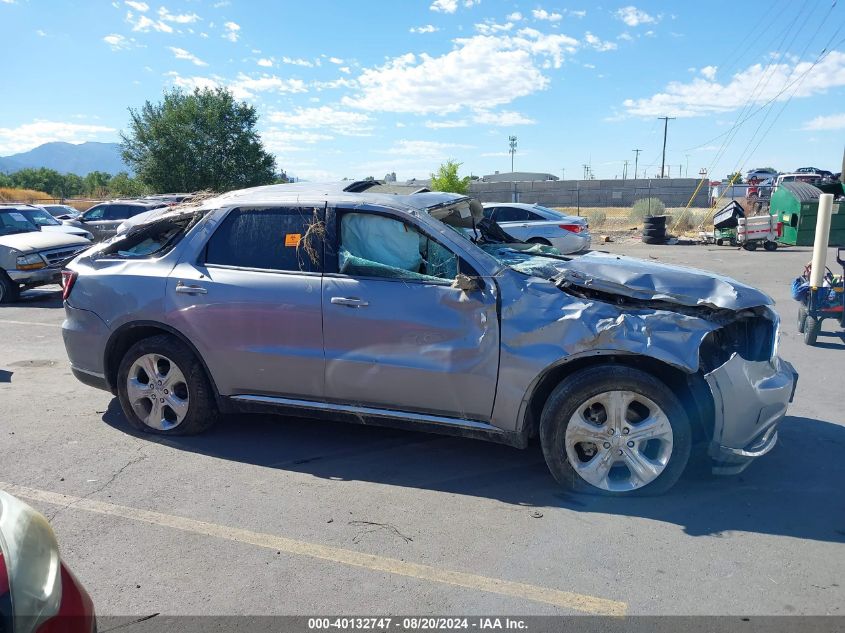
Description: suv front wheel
xmin=540 ymin=365 xmax=692 ymax=496
xmin=117 ymin=334 xmax=219 ymax=435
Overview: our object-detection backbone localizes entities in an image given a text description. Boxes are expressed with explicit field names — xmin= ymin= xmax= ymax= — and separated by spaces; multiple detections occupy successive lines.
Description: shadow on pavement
xmin=0 ymin=288 xmax=63 ymax=309
xmin=102 ymin=400 xmax=845 ymax=544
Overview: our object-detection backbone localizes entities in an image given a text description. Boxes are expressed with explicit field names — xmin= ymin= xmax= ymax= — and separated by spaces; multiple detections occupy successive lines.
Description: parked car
xmin=796 ymin=167 xmax=834 ymax=179
xmin=0 ymin=209 xmax=91 ymax=303
xmin=64 ymin=200 xmax=167 ymax=242
xmin=745 ymin=168 xmax=779 ymax=181
xmin=0 ymin=490 xmax=96 ymax=632
xmin=41 ymin=204 xmax=82 ymax=220
xmin=61 ymin=182 xmax=797 ymax=496
xmin=3 ymin=205 xmax=94 ymax=241
xmin=481 ymin=203 xmax=591 ymax=253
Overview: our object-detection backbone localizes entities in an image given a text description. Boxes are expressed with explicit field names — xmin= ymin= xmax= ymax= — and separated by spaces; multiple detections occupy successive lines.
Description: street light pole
xmin=658 ymin=117 xmax=675 ymax=178
xmin=632 ymin=148 xmax=641 ymax=180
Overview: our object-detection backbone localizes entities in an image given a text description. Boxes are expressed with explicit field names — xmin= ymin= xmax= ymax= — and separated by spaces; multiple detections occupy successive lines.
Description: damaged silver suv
xmin=61 ymin=182 xmax=797 ymax=496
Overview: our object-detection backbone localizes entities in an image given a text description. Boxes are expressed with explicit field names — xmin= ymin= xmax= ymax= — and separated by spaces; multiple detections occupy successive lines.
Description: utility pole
xmin=632 ymin=148 xmax=641 ymax=180
xmin=582 ymin=164 xmax=589 ymax=180
xmin=561 ymin=168 xmax=565 ymax=180
xmin=623 ymin=160 xmax=629 ymax=181
xmin=658 ymin=116 xmax=675 ymax=178
xmin=685 ymin=154 xmax=690 ymax=178
xmin=508 ymin=135 xmax=517 ymax=172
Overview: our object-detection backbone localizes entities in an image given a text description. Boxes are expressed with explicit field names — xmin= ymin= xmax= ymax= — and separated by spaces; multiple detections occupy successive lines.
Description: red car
xmin=0 ymin=490 xmax=95 ymax=633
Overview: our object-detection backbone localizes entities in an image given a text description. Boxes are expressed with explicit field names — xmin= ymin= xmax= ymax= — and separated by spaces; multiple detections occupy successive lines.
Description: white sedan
xmin=482 ymin=203 xmax=591 ymax=254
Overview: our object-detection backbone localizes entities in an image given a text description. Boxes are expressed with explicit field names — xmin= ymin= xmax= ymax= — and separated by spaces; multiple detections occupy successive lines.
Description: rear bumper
xmin=705 ymin=354 xmax=798 ymax=475
xmin=62 ymin=303 xmax=111 ymax=392
xmin=549 ymin=233 xmax=592 ymax=254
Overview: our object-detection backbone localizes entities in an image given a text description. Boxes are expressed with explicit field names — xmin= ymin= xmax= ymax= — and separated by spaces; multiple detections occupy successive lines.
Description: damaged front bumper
xmin=705 ymin=354 xmax=798 ymax=475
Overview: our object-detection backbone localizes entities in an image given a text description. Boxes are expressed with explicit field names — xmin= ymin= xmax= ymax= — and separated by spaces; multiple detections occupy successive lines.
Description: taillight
xmin=61 ymin=270 xmax=78 ymax=301
xmin=559 ymin=224 xmax=583 ymax=233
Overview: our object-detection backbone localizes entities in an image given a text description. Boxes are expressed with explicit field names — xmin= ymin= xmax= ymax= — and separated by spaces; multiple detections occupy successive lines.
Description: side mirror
xmin=452 ymin=273 xmax=483 ymax=293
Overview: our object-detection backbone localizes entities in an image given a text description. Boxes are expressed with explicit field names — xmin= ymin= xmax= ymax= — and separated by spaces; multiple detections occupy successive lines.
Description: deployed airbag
xmin=341 ymin=213 xmax=422 ymax=272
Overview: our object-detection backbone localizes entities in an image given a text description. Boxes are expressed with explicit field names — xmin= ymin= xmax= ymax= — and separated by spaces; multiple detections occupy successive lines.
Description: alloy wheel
xmin=126 ymin=353 xmax=190 ymax=430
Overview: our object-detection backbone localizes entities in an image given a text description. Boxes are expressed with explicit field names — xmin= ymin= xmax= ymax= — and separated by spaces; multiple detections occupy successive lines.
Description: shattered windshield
xmin=99 ymin=211 xmax=204 ymax=258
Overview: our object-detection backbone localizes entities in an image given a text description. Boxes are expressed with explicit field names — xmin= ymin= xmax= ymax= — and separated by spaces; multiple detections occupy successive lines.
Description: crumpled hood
xmin=556 ymin=251 xmax=773 ymax=310
xmin=0 ymin=231 xmax=90 ymax=252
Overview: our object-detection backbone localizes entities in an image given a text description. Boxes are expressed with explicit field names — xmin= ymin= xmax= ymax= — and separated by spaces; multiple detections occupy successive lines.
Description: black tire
xmin=117 ymin=334 xmax=219 ymax=435
xmin=729 ymin=238 xmax=738 ymax=247
xmin=797 ymin=306 xmax=808 ymax=333
xmin=0 ymin=272 xmax=20 ymax=304
xmin=642 ymin=235 xmax=668 ymax=245
xmin=764 ymin=241 xmax=778 ymax=251
xmin=642 ymin=228 xmax=667 ymax=238
xmin=804 ymin=316 xmax=821 ymax=346
xmin=527 ymin=237 xmax=552 ymax=246
xmin=643 ymin=215 xmax=667 ymax=227
xmin=539 ymin=365 xmax=692 ymax=496
xmin=715 ymin=239 xmax=724 ymax=246
xmin=743 ymin=241 xmax=758 ymax=251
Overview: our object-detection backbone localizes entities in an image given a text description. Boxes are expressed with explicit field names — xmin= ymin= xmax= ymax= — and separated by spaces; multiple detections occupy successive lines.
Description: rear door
xmin=321 ymin=206 xmax=500 ymax=420
xmin=492 ymin=206 xmax=544 ymax=240
xmin=164 ymin=206 xmax=326 ymax=399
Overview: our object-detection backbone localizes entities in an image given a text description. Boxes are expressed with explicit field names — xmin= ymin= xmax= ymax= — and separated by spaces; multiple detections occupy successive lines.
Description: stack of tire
xmin=642 ymin=215 xmax=668 ymax=245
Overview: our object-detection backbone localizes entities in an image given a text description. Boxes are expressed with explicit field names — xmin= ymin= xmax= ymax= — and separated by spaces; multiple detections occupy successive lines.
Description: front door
xmin=321 ymin=207 xmax=500 ymax=420
xmin=164 ymin=206 xmax=326 ymax=399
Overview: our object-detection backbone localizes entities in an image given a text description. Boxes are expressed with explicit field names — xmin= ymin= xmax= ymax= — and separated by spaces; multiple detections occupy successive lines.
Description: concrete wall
xmin=468 ymin=178 xmax=709 ymax=208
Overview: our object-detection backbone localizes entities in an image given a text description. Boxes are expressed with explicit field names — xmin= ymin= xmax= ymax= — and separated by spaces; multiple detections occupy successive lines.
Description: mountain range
xmin=0 ymin=141 xmax=127 ymax=176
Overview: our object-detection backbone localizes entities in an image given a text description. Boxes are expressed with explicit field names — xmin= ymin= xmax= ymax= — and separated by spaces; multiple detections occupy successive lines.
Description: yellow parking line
xmin=3 ymin=482 xmax=626 ymax=615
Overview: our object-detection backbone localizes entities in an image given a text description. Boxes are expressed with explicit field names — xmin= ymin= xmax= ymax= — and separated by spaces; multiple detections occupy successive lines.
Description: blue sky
xmin=1 ymin=0 xmax=844 ymax=181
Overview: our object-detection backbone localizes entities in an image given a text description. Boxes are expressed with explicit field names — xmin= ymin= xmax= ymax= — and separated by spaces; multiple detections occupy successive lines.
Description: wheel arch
xmin=519 ymin=353 xmax=714 ymax=445
xmin=104 ymin=321 xmax=221 ymax=401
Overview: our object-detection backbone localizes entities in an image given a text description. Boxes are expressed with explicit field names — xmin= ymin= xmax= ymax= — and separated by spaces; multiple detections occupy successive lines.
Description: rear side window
xmin=205 ymin=207 xmax=323 ymax=273
xmin=105 ymin=205 xmax=132 ymax=220
xmin=495 ymin=207 xmax=531 ymax=222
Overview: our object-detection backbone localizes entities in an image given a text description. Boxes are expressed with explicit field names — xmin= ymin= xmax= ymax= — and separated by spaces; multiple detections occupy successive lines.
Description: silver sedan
xmin=482 ymin=203 xmax=591 ymax=253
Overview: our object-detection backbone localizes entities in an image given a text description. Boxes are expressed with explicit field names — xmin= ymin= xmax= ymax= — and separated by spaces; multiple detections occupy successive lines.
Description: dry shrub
xmin=586 ymin=209 xmax=607 ymax=226
xmin=630 ymin=197 xmax=666 ymax=220
xmin=0 ymin=187 xmax=51 ymax=202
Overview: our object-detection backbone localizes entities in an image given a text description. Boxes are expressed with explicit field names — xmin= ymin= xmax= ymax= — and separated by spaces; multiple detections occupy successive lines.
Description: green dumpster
xmin=771 ymin=181 xmax=845 ymax=246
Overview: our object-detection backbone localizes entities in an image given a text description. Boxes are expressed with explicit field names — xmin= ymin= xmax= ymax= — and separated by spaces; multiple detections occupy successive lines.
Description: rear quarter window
xmin=204 ymin=207 xmax=323 ymax=273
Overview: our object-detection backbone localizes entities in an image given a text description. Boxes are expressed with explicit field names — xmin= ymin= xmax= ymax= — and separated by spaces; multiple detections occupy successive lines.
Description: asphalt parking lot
xmin=1 ymin=241 xmax=844 ymax=618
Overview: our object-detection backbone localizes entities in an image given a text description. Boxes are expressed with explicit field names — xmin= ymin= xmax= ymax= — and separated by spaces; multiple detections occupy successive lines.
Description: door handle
xmin=331 ymin=297 xmax=368 ymax=307
xmin=175 ymin=281 xmax=208 ymax=295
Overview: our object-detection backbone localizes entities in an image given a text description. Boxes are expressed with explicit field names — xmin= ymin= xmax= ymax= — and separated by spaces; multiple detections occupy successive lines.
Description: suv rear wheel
xmin=117 ymin=334 xmax=219 ymax=435
xmin=540 ymin=365 xmax=692 ymax=496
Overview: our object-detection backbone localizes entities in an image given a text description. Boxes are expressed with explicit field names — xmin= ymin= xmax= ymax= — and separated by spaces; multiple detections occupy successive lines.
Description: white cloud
xmin=430 ymin=0 xmax=458 ymax=13
xmin=268 ymin=106 xmax=373 ymax=135
xmin=229 ymin=73 xmax=307 ymax=99
xmin=261 ymin=129 xmax=334 ymax=154
xmin=223 ymin=21 xmax=240 ymax=42
xmin=164 ymin=71 xmax=219 ymax=92
xmin=36 ymin=29 xmax=47 ymax=36
xmin=475 ymin=20 xmax=513 ymax=35
xmin=425 ymin=119 xmax=470 ymax=129
xmin=410 ymin=24 xmax=438 ymax=34
xmin=128 ymin=12 xmax=174 ymax=33
xmin=623 ymin=50 xmax=845 ymax=117
xmin=617 ymin=32 xmax=633 ymax=41
xmin=342 ymin=31 xmax=579 ymax=115
xmin=257 ymin=58 xmax=273 ymax=67
xmin=532 ymin=9 xmax=562 ymax=22
xmin=569 ymin=10 xmax=587 ymax=18
xmin=169 ymin=46 xmax=207 ymax=66
xmin=381 ymin=139 xmax=473 ymax=160
xmin=700 ymin=65 xmax=717 ymax=80
xmin=103 ymin=33 xmax=132 ymax=50
xmin=584 ymin=31 xmax=617 ymax=51
xmin=0 ymin=120 xmax=117 ymax=155
xmin=282 ymin=56 xmax=314 ymax=67
xmin=802 ymin=112 xmax=845 ymax=131
xmin=615 ymin=6 xmax=657 ymax=27
xmin=506 ymin=11 xmax=523 ymax=21
xmin=158 ymin=6 xmax=200 ymax=24
xmin=328 ymin=56 xmax=344 ymax=64
xmin=124 ymin=0 xmax=148 ymax=11
xmin=473 ymin=109 xmax=535 ymax=125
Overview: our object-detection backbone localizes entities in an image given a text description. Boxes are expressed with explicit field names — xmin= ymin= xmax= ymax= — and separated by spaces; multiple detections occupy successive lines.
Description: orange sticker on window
xmin=285 ymin=233 xmax=302 ymax=247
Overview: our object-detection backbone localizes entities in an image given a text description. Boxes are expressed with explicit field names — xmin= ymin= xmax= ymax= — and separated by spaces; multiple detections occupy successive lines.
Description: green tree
xmin=121 ymin=87 xmax=277 ymax=192
xmin=727 ymin=171 xmax=744 ymax=184
xmin=83 ymin=171 xmax=112 ymax=197
xmin=108 ymin=171 xmax=146 ymax=197
xmin=429 ymin=160 xmax=471 ymax=194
